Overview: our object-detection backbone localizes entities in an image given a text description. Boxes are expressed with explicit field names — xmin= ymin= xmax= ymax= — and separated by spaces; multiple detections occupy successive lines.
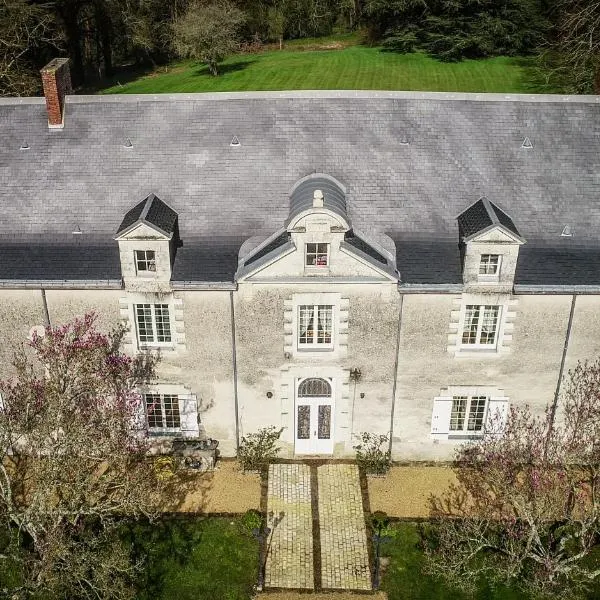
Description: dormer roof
xmin=458 ymin=197 xmax=525 ymax=243
xmin=115 ymin=193 xmax=178 ymax=239
xmin=287 ymin=174 xmax=348 ymax=227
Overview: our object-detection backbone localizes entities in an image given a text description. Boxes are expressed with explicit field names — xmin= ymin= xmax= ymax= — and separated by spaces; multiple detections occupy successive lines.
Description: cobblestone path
xmin=318 ymin=464 xmax=371 ymax=590
xmin=264 ymin=463 xmax=371 ymax=591
xmin=265 ymin=464 xmax=314 ymax=589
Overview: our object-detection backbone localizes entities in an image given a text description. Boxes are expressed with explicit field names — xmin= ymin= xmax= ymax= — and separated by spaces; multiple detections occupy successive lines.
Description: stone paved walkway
xmin=264 ymin=463 xmax=371 ymax=591
xmin=265 ymin=464 xmax=314 ymax=589
xmin=318 ymin=464 xmax=371 ymax=590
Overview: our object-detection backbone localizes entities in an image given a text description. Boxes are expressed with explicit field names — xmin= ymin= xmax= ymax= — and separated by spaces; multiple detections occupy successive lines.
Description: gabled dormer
xmin=457 ymin=197 xmax=525 ymax=291
xmin=236 ymin=174 xmax=397 ymax=282
xmin=115 ymin=194 xmax=179 ymax=290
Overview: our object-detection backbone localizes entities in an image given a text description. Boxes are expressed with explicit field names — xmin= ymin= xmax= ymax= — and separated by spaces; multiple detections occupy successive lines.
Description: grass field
xmin=99 ymin=40 xmax=544 ymax=95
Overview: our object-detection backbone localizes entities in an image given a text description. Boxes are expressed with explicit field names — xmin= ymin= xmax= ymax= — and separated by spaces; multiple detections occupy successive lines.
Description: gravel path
xmin=368 ymin=465 xmax=457 ymax=518
xmin=167 ymin=459 xmax=261 ymax=513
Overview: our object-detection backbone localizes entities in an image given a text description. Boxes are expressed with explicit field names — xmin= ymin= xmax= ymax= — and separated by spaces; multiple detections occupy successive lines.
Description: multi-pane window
xmin=135 ymin=250 xmax=156 ymax=273
xmin=461 ymin=305 xmax=500 ymax=347
xmin=479 ymin=254 xmax=500 ymax=276
xmin=305 ymin=243 xmax=329 ymax=267
xmin=298 ymin=305 xmax=333 ymax=348
xmin=450 ymin=395 xmax=487 ymax=433
xmin=135 ymin=304 xmax=172 ymax=345
xmin=145 ymin=393 xmax=180 ymax=429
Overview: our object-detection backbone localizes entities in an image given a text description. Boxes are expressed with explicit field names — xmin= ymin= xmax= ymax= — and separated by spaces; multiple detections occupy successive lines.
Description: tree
xmin=363 ymin=0 xmax=548 ymax=61
xmin=542 ymin=0 xmax=600 ymax=93
xmin=0 ymin=0 xmax=62 ymax=96
xmin=0 ymin=313 xmax=173 ymax=599
xmin=172 ymin=0 xmax=246 ymax=75
xmin=425 ymin=360 xmax=600 ymax=599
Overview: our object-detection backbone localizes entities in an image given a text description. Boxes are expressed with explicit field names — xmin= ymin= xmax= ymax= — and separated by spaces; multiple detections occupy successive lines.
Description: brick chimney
xmin=40 ymin=58 xmax=72 ymax=128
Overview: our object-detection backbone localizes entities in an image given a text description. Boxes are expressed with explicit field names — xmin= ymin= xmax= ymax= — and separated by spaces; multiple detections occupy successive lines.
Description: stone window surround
xmin=284 ymin=292 xmax=348 ymax=360
xmin=431 ymin=385 xmax=509 ymax=439
xmin=120 ymin=292 xmax=186 ymax=353
xmin=447 ymin=292 xmax=517 ymax=357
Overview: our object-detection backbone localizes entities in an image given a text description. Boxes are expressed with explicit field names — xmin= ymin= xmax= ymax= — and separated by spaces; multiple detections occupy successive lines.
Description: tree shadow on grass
xmin=192 ymin=59 xmax=257 ymax=77
xmin=509 ymin=56 xmax=559 ymax=94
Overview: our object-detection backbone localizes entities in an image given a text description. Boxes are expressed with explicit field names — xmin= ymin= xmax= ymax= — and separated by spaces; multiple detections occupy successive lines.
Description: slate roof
xmin=458 ymin=196 xmax=522 ymax=241
xmin=1 ymin=90 xmax=600 ymax=287
xmin=116 ymin=193 xmax=178 ymax=237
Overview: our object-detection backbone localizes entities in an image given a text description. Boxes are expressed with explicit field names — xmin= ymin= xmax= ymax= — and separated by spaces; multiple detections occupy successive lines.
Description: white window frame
xmin=297 ymin=304 xmax=334 ymax=350
xmin=460 ymin=304 xmax=501 ymax=349
xmin=478 ymin=253 xmax=501 ymax=281
xmin=144 ymin=392 xmax=181 ymax=433
xmin=135 ymin=250 xmax=156 ymax=275
xmin=134 ymin=303 xmax=173 ymax=348
xmin=449 ymin=395 xmax=488 ymax=435
xmin=305 ymin=243 xmax=329 ymax=268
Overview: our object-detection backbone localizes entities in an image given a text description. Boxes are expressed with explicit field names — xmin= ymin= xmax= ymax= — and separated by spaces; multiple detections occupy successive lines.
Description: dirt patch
xmin=167 ymin=460 xmax=261 ymax=514
xmin=256 ymin=593 xmax=387 ymax=599
xmin=368 ymin=466 xmax=457 ymax=518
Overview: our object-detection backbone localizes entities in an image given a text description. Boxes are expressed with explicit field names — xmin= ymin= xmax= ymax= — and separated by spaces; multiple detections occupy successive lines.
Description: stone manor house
xmin=1 ymin=58 xmax=600 ymax=460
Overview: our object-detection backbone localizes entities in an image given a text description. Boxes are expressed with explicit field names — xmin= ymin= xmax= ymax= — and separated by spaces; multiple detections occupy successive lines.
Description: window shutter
xmin=431 ymin=396 xmax=453 ymax=435
xmin=487 ymin=397 xmax=509 ymax=433
xmin=179 ymin=394 xmax=199 ymax=436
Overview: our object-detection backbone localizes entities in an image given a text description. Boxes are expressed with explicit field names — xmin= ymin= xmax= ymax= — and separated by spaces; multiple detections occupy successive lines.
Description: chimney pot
xmin=313 ymin=189 xmax=324 ymax=208
xmin=40 ymin=58 xmax=71 ymax=129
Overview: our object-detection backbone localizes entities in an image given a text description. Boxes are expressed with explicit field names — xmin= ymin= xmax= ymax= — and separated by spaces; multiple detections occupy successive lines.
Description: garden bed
xmin=368 ymin=466 xmax=456 ymax=518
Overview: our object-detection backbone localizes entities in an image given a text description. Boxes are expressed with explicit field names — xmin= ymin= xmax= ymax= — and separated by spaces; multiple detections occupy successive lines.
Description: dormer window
xmin=135 ymin=250 xmax=156 ymax=274
xmin=306 ymin=243 xmax=329 ymax=267
xmin=479 ymin=254 xmax=500 ymax=277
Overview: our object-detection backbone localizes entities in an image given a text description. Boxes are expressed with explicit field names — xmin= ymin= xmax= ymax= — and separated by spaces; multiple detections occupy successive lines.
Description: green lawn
xmin=123 ymin=516 xmax=258 ymax=600
xmin=99 ymin=45 xmax=544 ymax=95
xmin=380 ymin=522 xmax=600 ymax=600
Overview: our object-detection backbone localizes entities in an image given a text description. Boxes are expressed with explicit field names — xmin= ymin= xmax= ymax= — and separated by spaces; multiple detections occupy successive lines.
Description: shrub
xmin=237 ymin=426 xmax=283 ymax=472
xmin=354 ymin=432 xmax=391 ymax=475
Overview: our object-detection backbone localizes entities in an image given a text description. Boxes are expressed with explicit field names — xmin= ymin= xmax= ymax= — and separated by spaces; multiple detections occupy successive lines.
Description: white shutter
xmin=487 ymin=396 xmax=509 ymax=433
xmin=431 ymin=396 xmax=453 ymax=435
xmin=179 ymin=394 xmax=199 ymax=437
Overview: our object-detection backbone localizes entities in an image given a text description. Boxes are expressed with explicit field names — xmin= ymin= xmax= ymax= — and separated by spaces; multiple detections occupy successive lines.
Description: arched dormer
xmin=286 ymin=173 xmax=350 ymax=233
xmin=236 ymin=174 xmax=397 ymax=281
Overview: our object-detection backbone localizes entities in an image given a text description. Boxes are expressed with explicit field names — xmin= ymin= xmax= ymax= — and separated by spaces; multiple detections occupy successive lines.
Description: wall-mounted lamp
xmin=349 ymin=367 xmax=362 ymax=381
xmin=360 ymin=392 xmax=365 ymax=399
xmin=266 ymin=391 xmax=273 ymax=399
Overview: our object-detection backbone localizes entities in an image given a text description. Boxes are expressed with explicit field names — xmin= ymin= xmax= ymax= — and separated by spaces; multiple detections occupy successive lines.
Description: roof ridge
xmin=140 ymin=193 xmax=155 ymax=221
xmin=480 ymin=196 xmax=499 ymax=225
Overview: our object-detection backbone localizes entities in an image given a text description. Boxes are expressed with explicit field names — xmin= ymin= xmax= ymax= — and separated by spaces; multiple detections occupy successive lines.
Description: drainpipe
xmin=388 ymin=291 xmax=404 ymax=458
xmin=41 ymin=288 xmax=51 ymax=327
xmin=545 ymin=293 xmax=576 ymax=457
xmin=230 ymin=290 xmax=240 ymax=453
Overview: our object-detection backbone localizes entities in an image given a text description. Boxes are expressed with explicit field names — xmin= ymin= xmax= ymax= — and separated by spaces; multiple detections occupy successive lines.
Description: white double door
xmin=295 ymin=395 xmax=334 ymax=455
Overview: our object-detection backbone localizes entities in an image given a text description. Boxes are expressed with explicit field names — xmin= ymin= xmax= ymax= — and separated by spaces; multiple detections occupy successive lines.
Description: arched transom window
xmin=298 ymin=378 xmax=332 ymax=398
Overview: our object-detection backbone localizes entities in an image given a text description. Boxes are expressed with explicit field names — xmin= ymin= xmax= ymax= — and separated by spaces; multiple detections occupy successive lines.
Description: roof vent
xmin=72 ymin=225 xmax=82 ymax=235
xmin=230 ymin=135 xmax=240 ymax=147
xmin=561 ymin=225 xmax=573 ymax=237
xmin=124 ymin=138 xmax=133 ymax=148
xmin=20 ymin=141 xmax=29 ymax=150
xmin=399 ymin=139 xmax=410 ymax=146
xmin=313 ymin=189 xmax=324 ymax=208
xmin=521 ymin=136 xmax=533 ymax=149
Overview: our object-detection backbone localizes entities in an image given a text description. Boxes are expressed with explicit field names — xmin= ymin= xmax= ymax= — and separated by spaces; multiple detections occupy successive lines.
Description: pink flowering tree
xmin=425 ymin=359 xmax=600 ymax=599
xmin=0 ymin=313 xmax=171 ymax=599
